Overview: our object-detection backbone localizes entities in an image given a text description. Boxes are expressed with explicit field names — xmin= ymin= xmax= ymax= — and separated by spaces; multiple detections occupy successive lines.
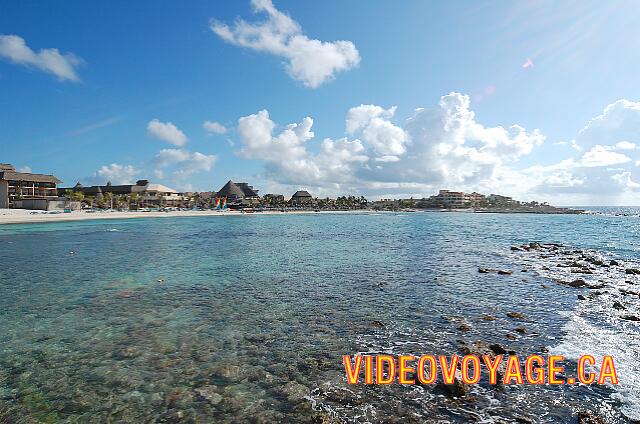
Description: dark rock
xmin=567 ymin=279 xmax=587 ymax=288
xmin=511 ymin=246 xmax=524 ymax=251
xmin=506 ymin=333 xmax=517 ymax=340
xmin=435 ymin=370 xmax=469 ymax=398
xmin=506 ymin=312 xmax=526 ymax=319
xmin=621 ymin=315 xmax=640 ymax=322
xmin=478 ymin=268 xmax=492 ymax=274
xmin=577 ymin=294 xmax=586 ymax=300
xmin=625 ymin=268 xmax=640 ymax=275
xmin=481 ymin=314 xmax=496 ymax=321
xmin=541 ymin=284 xmax=549 ymax=289
xmin=577 ymin=410 xmax=607 ymax=424
xmin=497 ymin=270 xmax=513 ymax=275
xmin=613 ymin=301 xmax=626 ymax=310
xmin=514 ymin=326 xmax=527 ymax=334
xmin=489 ymin=343 xmax=507 ymax=354
xmin=529 ymin=242 xmax=542 ymax=250
xmin=610 ymin=260 xmax=620 ymax=266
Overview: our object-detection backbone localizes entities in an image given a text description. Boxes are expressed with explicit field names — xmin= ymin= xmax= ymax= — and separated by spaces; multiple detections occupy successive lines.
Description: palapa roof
xmin=291 ymin=190 xmax=312 ymax=198
xmin=217 ymin=180 xmax=246 ymax=199
xmin=0 ymin=170 xmax=61 ymax=184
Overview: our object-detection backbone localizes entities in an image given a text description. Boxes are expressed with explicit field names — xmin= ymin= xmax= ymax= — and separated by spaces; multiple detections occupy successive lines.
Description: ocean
xmin=0 ymin=210 xmax=638 ymax=423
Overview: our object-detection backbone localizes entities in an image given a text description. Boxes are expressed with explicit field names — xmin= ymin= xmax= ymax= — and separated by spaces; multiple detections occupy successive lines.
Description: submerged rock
xmin=458 ymin=323 xmax=472 ymax=332
xmin=194 ymin=386 xmax=222 ymax=405
xmin=625 ymin=268 xmax=640 ymax=275
xmin=506 ymin=312 xmax=526 ymax=320
xmin=280 ymin=381 xmax=308 ymax=402
xmin=369 ymin=320 xmax=385 ymax=328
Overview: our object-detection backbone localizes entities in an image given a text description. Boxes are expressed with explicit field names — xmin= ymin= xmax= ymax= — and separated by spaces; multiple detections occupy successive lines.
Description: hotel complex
xmin=0 ymin=161 xmax=529 ymax=212
xmin=0 ymin=163 xmax=62 ymax=210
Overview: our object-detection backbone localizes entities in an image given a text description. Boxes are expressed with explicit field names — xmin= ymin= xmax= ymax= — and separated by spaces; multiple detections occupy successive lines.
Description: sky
xmin=1 ymin=0 xmax=640 ymax=205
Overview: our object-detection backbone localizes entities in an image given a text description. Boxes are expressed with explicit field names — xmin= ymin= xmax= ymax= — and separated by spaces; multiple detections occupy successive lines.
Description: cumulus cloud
xmin=611 ymin=172 xmax=640 ymax=190
xmin=234 ymin=92 xmax=545 ymax=197
xmin=155 ymin=148 xmax=218 ymax=178
xmin=0 ymin=35 xmax=82 ymax=81
xmin=576 ymin=99 xmax=640 ymax=149
xmin=147 ymin=119 xmax=188 ymax=146
xmin=580 ymin=145 xmax=631 ymax=167
xmin=232 ymin=95 xmax=640 ymax=204
xmin=518 ymin=99 xmax=640 ymax=203
xmin=203 ymin=120 xmax=228 ymax=134
xmin=211 ymin=0 xmax=360 ymax=88
xmin=90 ymin=164 xmax=138 ymax=185
xmin=345 ymin=105 xmax=408 ymax=160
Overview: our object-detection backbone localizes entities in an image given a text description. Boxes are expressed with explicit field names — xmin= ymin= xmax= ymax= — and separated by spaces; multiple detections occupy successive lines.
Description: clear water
xmin=0 ymin=211 xmax=638 ymax=423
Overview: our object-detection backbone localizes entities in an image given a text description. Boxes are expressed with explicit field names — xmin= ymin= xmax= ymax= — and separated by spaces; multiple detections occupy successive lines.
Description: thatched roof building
xmin=290 ymin=190 xmax=313 ymax=203
xmin=217 ymin=180 xmax=260 ymax=202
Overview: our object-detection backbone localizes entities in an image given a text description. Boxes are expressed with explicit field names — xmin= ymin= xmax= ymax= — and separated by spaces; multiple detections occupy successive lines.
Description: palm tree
xmin=102 ymin=192 xmax=114 ymax=210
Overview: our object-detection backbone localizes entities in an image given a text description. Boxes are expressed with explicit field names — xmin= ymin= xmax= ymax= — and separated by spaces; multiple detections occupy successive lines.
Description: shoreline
xmin=0 ymin=207 xmax=587 ymax=226
xmin=0 ymin=209 xmax=373 ymax=226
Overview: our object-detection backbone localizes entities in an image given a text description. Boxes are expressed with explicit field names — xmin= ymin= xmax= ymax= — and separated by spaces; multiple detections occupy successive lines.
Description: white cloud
xmin=345 ymin=105 xmax=408 ymax=159
xmin=90 ymin=164 xmax=138 ymax=185
xmin=346 ymin=105 xmax=396 ymax=134
xmin=576 ymin=99 xmax=640 ymax=149
xmin=615 ymin=141 xmax=637 ymax=150
xmin=580 ymin=145 xmax=631 ymax=167
xmin=234 ymin=93 xmax=544 ymax=197
xmin=0 ymin=35 xmax=82 ymax=81
xmin=203 ymin=120 xmax=228 ymax=134
xmin=232 ymin=95 xmax=640 ymax=204
xmin=17 ymin=166 xmax=32 ymax=173
xmin=611 ymin=172 xmax=640 ymax=190
xmin=211 ymin=0 xmax=360 ymax=88
xmin=147 ymin=119 xmax=188 ymax=146
xmin=155 ymin=148 xmax=218 ymax=178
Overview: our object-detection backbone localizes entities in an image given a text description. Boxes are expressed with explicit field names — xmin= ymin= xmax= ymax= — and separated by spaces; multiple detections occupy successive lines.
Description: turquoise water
xmin=0 ymin=212 xmax=638 ymax=423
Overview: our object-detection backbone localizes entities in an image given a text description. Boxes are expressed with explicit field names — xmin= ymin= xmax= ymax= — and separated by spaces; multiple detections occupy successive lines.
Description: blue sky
xmin=1 ymin=0 xmax=640 ymax=205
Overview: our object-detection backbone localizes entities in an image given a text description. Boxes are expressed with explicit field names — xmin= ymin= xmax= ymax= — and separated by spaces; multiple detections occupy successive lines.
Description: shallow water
xmin=0 ymin=211 xmax=638 ymax=423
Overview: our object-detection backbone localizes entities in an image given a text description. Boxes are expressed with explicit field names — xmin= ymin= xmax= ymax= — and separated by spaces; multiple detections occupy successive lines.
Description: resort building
xmin=487 ymin=194 xmax=514 ymax=204
xmin=290 ymin=190 xmax=313 ymax=204
xmin=430 ymin=190 xmax=468 ymax=208
xmin=466 ymin=192 xmax=486 ymax=205
xmin=59 ymin=179 xmax=182 ymax=207
xmin=0 ymin=163 xmax=62 ymax=209
xmin=262 ymin=193 xmax=285 ymax=203
xmin=217 ymin=180 xmax=260 ymax=204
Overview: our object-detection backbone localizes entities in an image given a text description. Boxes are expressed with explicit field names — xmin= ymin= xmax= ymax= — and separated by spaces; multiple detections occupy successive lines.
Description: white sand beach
xmin=0 ymin=208 xmax=368 ymax=225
